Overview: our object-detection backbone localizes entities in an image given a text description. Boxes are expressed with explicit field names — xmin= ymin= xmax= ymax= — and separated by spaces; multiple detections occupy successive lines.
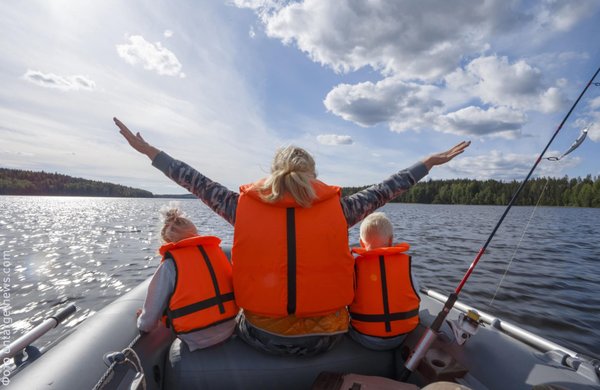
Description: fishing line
xmin=400 ymin=65 xmax=600 ymax=381
xmin=488 ymin=178 xmax=549 ymax=307
xmin=489 ymin=124 xmax=591 ymax=306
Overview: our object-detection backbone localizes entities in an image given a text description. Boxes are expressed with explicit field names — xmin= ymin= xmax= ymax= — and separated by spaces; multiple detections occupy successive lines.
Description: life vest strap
xmin=169 ymin=292 xmax=235 ymax=319
xmin=198 ymin=245 xmax=226 ymax=313
xmin=286 ymin=207 xmax=297 ymax=315
xmin=348 ymin=308 xmax=420 ymax=323
xmin=378 ymin=255 xmax=391 ymax=332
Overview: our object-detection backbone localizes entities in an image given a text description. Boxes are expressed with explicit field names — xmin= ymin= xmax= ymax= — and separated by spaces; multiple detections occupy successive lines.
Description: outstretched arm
xmin=114 ymin=117 xmax=239 ymax=225
xmin=342 ymin=141 xmax=470 ymax=227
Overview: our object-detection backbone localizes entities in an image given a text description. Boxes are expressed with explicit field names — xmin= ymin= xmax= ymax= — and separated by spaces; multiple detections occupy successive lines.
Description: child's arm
xmin=138 ymin=260 xmax=176 ymax=332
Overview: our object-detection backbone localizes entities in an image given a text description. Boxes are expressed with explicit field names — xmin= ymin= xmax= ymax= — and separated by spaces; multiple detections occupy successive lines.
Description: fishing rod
xmin=401 ymin=65 xmax=600 ymax=380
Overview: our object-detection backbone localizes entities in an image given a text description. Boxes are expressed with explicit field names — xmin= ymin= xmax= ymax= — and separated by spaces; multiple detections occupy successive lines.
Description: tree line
xmin=342 ymin=175 xmax=600 ymax=208
xmin=3 ymin=167 xmax=600 ymax=206
xmin=0 ymin=168 xmax=153 ymax=198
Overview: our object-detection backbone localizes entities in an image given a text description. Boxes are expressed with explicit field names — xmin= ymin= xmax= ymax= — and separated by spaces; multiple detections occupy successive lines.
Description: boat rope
xmin=488 ymin=178 xmax=549 ymax=307
xmin=92 ymin=333 xmax=145 ymax=390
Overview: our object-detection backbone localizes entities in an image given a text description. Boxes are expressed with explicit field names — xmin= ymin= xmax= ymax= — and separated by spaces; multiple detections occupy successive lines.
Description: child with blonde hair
xmin=349 ymin=212 xmax=420 ymax=350
xmin=137 ymin=206 xmax=238 ymax=351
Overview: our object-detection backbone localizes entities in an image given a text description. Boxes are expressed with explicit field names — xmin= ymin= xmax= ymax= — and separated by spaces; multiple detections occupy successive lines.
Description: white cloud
xmin=573 ymin=97 xmax=600 ymax=142
xmin=233 ymin=1 xmax=590 ymax=141
xmin=588 ymin=96 xmax=600 ymax=110
xmin=535 ymin=0 xmax=598 ymax=32
xmin=436 ymin=106 xmax=527 ymax=138
xmin=588 ymin=123 xmax=600 ymax=142
xmin=316 ymin=134 xmax=353 ymax=145
xmin=581 ymin=115 xmax=600 ymax=143
xmin=235 ymin=0 xmax=599 ymax=80
xmin=324 ymin=77 xmax=443 ymax=132
xmin=235 ymin=0 xmax=528 ymax=79
xmin=445 ymin=56 xmax=568 ymax=113
xmin=249 ymin=26 xmax=256 ymax=38
xmin=22 ymin=70 xmax=96 ymax=91
xmin=116 ymin=35 xmax=184 ymax=77
xmin=448 ymin=150 xmax=580 ymax=180
xmin=163 ymin=29 xmax=174 ymax=38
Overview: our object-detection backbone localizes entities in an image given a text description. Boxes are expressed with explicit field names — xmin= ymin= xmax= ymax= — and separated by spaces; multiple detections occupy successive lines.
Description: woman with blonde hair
xmin=115 ymin=117 xmax=469 ymax=356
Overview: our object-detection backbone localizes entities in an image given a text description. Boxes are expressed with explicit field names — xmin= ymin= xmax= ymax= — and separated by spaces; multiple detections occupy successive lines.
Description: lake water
xmin=1 ymin=196 xmax=599 ymax=359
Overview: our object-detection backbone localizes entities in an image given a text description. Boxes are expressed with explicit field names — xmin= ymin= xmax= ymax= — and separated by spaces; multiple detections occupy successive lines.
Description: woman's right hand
xmin=114 ymin=117 xmax=160 ymax=161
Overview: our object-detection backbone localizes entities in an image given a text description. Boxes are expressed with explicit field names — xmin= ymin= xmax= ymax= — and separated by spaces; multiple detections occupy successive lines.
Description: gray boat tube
xmin=6 ymin=281 xmax=154 ymax=389
xmin=424 ymin=289 xmax=582 ymax=359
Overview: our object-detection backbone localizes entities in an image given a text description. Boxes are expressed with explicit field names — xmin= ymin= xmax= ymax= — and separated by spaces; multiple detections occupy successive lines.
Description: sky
xmin=1 ymin=0 xmax=600 ymax=194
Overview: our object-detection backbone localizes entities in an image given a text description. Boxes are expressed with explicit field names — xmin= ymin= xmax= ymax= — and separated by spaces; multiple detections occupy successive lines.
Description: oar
xmin=0 ymin=304 xmax=77 ymax=363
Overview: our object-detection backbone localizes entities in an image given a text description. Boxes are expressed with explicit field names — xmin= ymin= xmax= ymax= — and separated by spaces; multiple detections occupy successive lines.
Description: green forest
xmin=0 ymin=168 xmax=153 ymax=197
xmin=342 ymin=175 xmax=600 ymax=208
xmin=2 ymin=167 xmax=600 ymax=207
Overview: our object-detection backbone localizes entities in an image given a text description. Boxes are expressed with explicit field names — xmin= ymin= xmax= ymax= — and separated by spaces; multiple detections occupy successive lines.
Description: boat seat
xmin=164 ymin=334 xmax=399 ymax=389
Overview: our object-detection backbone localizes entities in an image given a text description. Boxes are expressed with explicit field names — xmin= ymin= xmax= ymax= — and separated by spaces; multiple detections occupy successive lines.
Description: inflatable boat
xmin=4 ymin=247 xmax=600 ymax=390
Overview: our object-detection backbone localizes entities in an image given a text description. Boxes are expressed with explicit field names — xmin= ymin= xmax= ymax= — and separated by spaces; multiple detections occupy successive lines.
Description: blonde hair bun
xmin=160 ymin=204 xmax=197 ymax=243
xmin=259 ymin=145 xmax=317 ymax=208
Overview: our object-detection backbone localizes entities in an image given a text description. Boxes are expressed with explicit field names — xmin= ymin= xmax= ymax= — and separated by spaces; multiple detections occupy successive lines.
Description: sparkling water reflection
xmin=1 ymin=196 xmax=598 ymax=358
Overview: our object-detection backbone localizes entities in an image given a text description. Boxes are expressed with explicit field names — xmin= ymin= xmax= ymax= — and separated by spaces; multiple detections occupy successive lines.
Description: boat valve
xmin=448 ymin=309 xmax=483 ymax=346
xmin=103 ymin=351 xmax=126 ymax=366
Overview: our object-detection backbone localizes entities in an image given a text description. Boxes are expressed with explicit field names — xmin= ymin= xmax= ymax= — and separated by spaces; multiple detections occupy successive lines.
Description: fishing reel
xmin=447 ymin=309 xmax=484 ymax=346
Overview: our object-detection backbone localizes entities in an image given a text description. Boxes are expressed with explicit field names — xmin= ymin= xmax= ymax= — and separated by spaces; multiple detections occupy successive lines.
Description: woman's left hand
xmin=423 ymin=141 xmax=471 ymax=171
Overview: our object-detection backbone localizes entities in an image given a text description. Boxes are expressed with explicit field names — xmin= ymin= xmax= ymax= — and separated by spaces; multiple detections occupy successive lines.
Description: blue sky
xmin=1 ymin=0 xmax=600 ymax=194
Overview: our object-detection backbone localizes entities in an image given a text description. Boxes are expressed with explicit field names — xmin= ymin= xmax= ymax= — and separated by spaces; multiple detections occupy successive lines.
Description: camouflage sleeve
xmin=152 ymin=151 xmax=238 ymax=225
xmin=341 ymin=162 xmax=429 ymax=228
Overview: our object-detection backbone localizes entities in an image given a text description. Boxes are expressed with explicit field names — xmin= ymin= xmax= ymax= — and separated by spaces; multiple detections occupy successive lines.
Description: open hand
xmin=423 ymin=141 xmax=471 ymax=171
xmin=114 ymin=117 xmax=160 ymax=160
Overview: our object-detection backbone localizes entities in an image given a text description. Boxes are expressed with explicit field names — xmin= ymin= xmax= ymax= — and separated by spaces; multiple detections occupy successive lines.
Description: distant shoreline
xmin=0 ymin=193 xmax=195 ymax=199
xmin=2 ymin=167 xmax=599 ymax=207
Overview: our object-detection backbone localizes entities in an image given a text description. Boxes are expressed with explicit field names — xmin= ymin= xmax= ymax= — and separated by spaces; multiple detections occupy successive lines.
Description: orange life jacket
xmin=160 ymin=235 xmax=238 ymax=334
xmin=349 ymin=244 xmax=420 ymax=337
xmin=232 ymin=179 xmax=355 ymax=318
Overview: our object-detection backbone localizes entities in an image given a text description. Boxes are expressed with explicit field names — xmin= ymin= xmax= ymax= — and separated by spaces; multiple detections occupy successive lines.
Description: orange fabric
xmin=349 ymin=244 xmax=420 ymax=337
xmin=160 ymin=236 xmax=238 ymax=334
xmin=232 ymin=179 xmax=355 ymax=320
xmin=244 ymin=308 xmax=349 ymax=336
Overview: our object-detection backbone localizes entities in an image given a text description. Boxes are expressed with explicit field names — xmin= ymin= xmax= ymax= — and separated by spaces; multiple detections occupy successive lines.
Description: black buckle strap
xmin=348 ymin=308 xmax=420 ymax=323
xmin=198 ymin=245 xmax=226 ymax=314
xmin=169 ymin=292 xmax=235 ymax=319
xmin=286 ymin=207 xmax=297 ymax=315
xmin=379 ymin=255 xmax=391 ymax=332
